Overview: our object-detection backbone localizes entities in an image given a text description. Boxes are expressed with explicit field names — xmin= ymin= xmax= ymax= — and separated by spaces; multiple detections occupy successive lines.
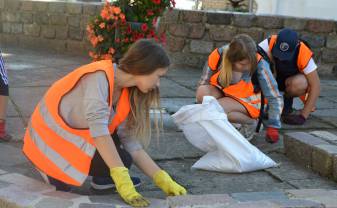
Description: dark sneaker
xmin=91 ymin=176 xmax=141 ymax=190
xmin=282 ymin=97 xmax=294 ymax=116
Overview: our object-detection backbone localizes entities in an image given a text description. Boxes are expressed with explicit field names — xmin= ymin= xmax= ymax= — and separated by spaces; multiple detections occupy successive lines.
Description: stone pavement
xmin=0 ymin=47 xmax=336 ymax=207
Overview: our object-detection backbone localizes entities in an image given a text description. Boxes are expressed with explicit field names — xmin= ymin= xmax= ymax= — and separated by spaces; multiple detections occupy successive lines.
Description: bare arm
xmin=130 ymin=149 xmax=161 ymax=178
xmin=94 ymin=135 xmax=124 ymax=168
xmin=301 ymin=70 xmax=320 ymax=118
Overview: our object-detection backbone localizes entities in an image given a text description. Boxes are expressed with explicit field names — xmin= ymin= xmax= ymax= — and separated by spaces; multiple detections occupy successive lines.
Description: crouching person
xmin=196 ymin=34 xmax=283 ymax=143
xmin=22 ymin=39 xmax=186 ymax=207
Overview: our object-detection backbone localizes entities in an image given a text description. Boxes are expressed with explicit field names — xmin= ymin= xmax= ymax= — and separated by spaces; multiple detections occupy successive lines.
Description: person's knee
xmin=285 ymin=76 xmax=308 ymax=96
xmin=196 ymin=87 xmax=206 ymax=103
xmin=196 ymin=85 xmax=221 ymax=103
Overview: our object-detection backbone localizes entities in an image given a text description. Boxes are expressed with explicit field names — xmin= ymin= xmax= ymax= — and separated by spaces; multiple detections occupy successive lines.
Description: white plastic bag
xmin=172 ymin=96 xmax=277 ymax=173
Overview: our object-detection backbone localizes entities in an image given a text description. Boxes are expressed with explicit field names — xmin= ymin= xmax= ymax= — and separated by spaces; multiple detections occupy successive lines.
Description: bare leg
xmin=285 ymin=74 xmax=308 ymax=97
xmin=196 ymin=85 xmax=223 ymax=103
xmin=217 ymin=97 xmax=255 ymax=124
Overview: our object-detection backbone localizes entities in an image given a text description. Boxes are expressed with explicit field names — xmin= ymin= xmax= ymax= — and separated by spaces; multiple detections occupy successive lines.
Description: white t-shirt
xmin=258 ymin=38 xmax=317 ymax=75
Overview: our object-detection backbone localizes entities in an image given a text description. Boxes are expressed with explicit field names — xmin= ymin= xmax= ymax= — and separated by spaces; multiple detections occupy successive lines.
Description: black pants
xmin=47 ymin=132 xmax=133 ymax=190
xmin=89 ymin=131 xmax=133 ymax=177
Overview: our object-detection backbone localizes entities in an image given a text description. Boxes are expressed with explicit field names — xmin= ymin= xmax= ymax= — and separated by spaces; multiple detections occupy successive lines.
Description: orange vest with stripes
xmin=268 ymin=35 xmax=313 ymax=71
xmin=208 ymin=48 xmax=263 ymax=119
xmin=23 ymin=60 xmax=130 ymax=186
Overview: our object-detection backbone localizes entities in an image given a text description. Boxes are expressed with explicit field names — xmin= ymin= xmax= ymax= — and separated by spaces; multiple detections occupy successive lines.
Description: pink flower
xmin=141 ymin=23 xmax=148 ymax=32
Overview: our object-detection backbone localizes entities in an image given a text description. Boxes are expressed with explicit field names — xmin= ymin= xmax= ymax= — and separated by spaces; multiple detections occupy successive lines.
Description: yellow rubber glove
xmin=110 ymin=167 xmax=150 ymax=207
xmin=153 ymin=170 xmax=187 ymax=196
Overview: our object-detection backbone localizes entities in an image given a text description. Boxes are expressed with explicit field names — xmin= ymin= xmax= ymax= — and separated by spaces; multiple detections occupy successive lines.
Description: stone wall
xmin=160 ymin=10 xmax=337 ymax=77
xmin=200 ymin=0 xmax=255 ymax=12
xmin=0 ymin=0 xmax=337 ymax=77
xmin=0 ymin=0 xmax=102 ymax=55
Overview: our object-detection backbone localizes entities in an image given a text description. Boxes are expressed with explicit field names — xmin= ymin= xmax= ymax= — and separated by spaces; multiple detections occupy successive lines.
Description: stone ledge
xmin=284 ymin=131 xmax=337 ymax=182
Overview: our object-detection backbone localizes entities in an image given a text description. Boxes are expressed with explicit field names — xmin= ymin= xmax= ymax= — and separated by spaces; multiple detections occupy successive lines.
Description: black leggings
xmin=89 ymin=131 xmax=133 ymax=177
xmin=47 ymin=132 xmax=133 ymax=191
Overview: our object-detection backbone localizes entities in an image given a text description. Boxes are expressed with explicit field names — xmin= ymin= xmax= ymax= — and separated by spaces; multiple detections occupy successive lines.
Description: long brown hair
xmin=118 ymin=39 xmax=170 ymax=147
xmin=218 ymin=34 xmax=257 ymax=88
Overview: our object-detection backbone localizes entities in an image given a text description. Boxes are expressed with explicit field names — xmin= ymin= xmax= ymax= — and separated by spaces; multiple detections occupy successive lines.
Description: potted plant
xmin=87 ymin=0 xmax=176 ymax=62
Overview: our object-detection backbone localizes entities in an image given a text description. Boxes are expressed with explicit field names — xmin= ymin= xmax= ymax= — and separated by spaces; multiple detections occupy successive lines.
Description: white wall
xmin=255 ymin=0 xmax=337 ymax=21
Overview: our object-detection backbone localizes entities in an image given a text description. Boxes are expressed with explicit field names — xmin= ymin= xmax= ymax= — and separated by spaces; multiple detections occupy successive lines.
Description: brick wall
xmin=0 ymin=0 xmax=337 ymax=77
xmin=160 ymin=10 xmax=337 ymax=77
xmin=0 ymin=0 xmax=102 ymax=54
xmin=200 ymin=0 xmax=252 ymax=11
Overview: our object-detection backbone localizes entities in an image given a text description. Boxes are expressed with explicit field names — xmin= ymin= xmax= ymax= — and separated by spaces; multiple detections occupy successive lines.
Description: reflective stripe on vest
xmin=23 ymin=60 xmax=130 ymax=186
xmin=268 ymin=35 xmax=313 ymax=71
xmin=27 ymin=122 xmax=87 ymax=184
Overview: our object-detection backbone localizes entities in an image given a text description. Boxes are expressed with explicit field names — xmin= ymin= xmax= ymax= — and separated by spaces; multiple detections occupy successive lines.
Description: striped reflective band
xmin=29 ymin=124 xmax=87 ymax=183
xmin=39 ymin=99 xmax=96 ymax=157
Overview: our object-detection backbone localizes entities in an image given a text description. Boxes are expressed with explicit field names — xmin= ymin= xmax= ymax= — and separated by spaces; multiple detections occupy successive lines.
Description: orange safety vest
xmin=208 ymin=48 xmax=263 ymax=119
xmin=268 ymin=35 xmax=313 ymax=71
xmin=22 ymin=60 xmax=130 ymax=186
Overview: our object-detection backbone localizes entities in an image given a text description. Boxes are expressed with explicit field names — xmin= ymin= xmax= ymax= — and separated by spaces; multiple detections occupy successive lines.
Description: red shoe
xmin=0 ymin=121 xmax=11 ymax=142
xmin=265 ymin=127 xmax=279 ymax=144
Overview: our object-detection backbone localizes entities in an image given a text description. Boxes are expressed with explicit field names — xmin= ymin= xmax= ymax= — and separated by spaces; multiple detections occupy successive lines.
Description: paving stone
xmin=271 ymin=198 xmax=323 ymax=208
xmin=250 ymin=133 xmax=284 ymax=154
xmin=165 ymin=76 xmax=199 ymax=92
xmin=264 ymin=161 xmax=319 ymax=181
xmin=160 ymin=78 xmax=195 ymax=98
xmin=43 ymin=190 xmax=83 ymax=200
xmin=34 ymin=197 xmax=73 ymax=208
xmin=6 ymin=117 xmax=26 ymax=141
xmin=305 ymin=195 xmax=337 ymax=208
xmin=319 ymin=117 xmax=337 ymax=128
xmin=312 ymin=144 xmax=337 ymax=177
xmin=147 ymin=131 xmax=204 ymax=160
xmin=284 ymin=132 xmax=329 ymax=169
xmin=157 ymin=160 xmax=293 ymax=195
xmin=79 ymin=204 xmax=116 ymax=208
xmin=0 ymin=169 xmax=7 ymax=175
xmin=0 ymin=184 xmax=41 ymax=207
xmin=88 ymin=195 xmax=131 ymax=206
xmin=227 ymin=201 xmax=280 ymax=208
xmin=0 ymin=173 xmax=55 ymax=193
xmin=287 ymin=178 xmax=337 ymax=189
xmin=286 ymin=189 xmax=333 ymax=198
xmin=167 ymin=194 xmax=234 ymax=208
xmin=0 ymin=179 xmax=10 ymax=189
xmin=312 ymin=109 xmax=337 ymax=118
xmin=0 ymin=144 xmax=28 ymax=166
xmin=231 ymin=192 xmax=288 ymax=202
xmin=310 ymin=131 xmax=337 ymax=143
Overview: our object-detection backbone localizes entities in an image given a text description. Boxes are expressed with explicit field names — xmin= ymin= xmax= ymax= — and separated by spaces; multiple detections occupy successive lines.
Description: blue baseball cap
xmin=272 ymin=28 xmax=299 ymax=61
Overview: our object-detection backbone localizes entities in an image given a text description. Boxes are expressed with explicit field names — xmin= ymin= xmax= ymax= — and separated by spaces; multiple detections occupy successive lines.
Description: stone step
xmin=284 ymin=131 xmax=337 ymax=182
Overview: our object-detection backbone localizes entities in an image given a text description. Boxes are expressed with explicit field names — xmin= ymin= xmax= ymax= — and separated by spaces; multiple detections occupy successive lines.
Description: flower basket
xmin=87 ymin=0 xmax=175 ymax=62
